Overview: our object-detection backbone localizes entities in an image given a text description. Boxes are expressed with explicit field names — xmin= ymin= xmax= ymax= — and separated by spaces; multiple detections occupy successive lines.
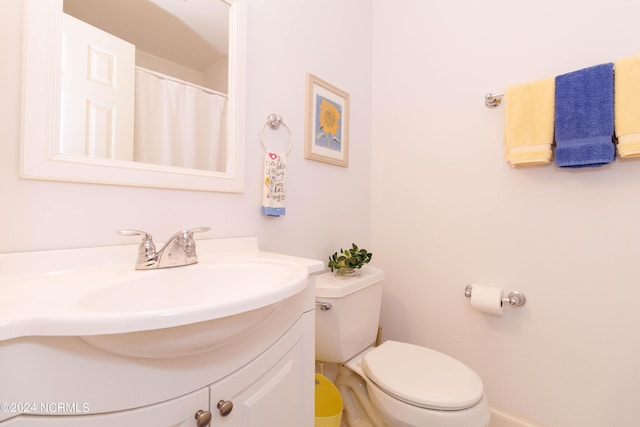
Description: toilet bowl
xmin=315 ymin=267 xmax=490 ymax=427
xmin=340 ymin=342 xmax=490 ymax=427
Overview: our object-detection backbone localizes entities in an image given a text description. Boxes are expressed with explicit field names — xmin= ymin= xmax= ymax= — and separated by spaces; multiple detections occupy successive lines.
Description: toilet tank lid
xmin=315 ymin=265 xmax=384 ymax=298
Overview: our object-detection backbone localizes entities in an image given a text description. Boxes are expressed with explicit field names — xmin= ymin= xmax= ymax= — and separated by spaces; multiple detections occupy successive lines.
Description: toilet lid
xmin=361 ymin=341 xmax=484 ymax=411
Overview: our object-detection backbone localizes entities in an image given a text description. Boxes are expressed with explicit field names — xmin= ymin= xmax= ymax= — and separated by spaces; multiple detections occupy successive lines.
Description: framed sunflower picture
xmin=305 ymin=73 xmax=350 ymax=167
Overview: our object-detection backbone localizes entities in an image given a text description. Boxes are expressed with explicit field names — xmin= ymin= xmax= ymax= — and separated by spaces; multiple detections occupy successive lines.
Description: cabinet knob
xmin=194 ymin=409 xmax=212 ymax=427
xmin=217 ymin=400 xmax=234 ymax=417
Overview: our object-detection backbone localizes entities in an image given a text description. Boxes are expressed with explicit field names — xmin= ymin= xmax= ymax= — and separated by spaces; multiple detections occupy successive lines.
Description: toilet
xmin=315 ymin=266 xmax=491 ymax=427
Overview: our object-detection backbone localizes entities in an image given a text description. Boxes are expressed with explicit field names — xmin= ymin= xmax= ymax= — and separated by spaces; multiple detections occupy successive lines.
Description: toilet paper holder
xmin=464 ymin=284 xmax=527 ymax=307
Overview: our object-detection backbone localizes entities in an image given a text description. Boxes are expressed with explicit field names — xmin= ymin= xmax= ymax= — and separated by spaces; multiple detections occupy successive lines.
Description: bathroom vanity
xmin=0 ymin=237 xmax=323 ymax=426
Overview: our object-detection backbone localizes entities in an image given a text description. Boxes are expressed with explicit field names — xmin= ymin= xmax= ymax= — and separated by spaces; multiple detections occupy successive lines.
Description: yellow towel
xmin=614 ymin=56 xmax=640 ymax=158
xmin=504 ymin=78 xmax=555 ymax=166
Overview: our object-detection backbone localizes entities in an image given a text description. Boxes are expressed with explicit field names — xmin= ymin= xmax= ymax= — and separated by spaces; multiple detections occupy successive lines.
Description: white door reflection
xmin=61 ymin=0 xmax=229 ymax=172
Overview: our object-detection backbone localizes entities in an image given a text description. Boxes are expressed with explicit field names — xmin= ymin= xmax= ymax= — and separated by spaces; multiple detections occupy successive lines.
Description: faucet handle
xmin=183 ymin=227 xmax=210 ymax=256
xmin=117 ymin=229 xmax=153 ymax=239
xmin=187 ymin=227 xmax=211 ymax=235
xmin=117 ymin=229 xmax=157 ymax=264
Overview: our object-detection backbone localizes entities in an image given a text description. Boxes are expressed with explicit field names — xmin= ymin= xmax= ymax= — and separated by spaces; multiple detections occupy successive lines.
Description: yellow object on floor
xmin=315 ymin=374 xmax=343 ymax=427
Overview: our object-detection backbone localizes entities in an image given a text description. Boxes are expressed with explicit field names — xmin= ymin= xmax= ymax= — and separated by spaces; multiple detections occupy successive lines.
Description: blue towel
xmin=554 ymin=63 xmax=615 ymax=168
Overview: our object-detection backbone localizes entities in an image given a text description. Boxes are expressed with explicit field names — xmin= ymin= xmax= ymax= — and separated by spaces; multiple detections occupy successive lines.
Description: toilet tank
xmin=315 ymin=266 xmax=384 ymax=363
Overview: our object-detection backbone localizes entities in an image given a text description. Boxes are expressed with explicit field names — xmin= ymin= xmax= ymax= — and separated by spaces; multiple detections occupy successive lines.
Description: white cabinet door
xmin=2 ymin=314 xmax=314 ymax=427
xmin=209 ymin=314 xmax=314 ymax=427
xmin=61 ymin=13 xmax=135 ymax=161
xmin=1 ymin=388 xmax=209 ymax=427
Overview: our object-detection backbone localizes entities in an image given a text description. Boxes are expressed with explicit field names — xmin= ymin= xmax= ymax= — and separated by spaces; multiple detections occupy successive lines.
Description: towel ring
xmin=260 ymin=114 xmax=292 ymax=155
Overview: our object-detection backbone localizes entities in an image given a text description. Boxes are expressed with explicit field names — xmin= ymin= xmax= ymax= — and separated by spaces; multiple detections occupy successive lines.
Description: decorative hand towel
xmin=504 ymin=77 xmax=555 ymax=166
xmin=261 ymin=152 xmax=286 ymax=217
xmin=554 ymin=63 xmax=615 ymax=168
xmin=614 ymin=56 xmax=640 ymax=157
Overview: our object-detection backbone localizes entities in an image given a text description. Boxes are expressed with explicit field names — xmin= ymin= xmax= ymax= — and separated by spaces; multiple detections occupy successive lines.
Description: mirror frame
xmin=20 ymin=0 xmax=246 ymax=192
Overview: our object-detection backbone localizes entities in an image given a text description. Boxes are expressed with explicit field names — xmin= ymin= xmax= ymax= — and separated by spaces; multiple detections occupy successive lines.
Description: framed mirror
xmin=20 ymin=0 xmax=246 ymax=192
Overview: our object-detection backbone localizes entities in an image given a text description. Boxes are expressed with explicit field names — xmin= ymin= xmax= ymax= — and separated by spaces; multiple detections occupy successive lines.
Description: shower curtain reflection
xmin=134 ymin=67 xmax=228 ymax=171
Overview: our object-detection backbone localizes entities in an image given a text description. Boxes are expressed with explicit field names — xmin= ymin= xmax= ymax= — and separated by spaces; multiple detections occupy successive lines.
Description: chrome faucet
xmin=117 ymin=227 xmax=211 ymax=270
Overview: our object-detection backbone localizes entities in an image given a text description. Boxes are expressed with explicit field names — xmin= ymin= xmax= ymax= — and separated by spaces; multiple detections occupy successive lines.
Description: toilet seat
xmin=361 ymin=340 xmax=484 ymax=411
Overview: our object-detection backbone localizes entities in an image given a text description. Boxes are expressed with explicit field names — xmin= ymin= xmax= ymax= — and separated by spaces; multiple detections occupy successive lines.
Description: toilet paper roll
xmin=470 ymin=285 xmax=503 ymax=316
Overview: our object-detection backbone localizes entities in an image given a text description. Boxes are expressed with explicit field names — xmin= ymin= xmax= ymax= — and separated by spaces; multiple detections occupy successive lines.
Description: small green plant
xmin=328 ymin=243 xmax=373 ymax=275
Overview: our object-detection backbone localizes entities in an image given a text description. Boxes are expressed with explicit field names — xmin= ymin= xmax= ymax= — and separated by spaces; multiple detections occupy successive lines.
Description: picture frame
xmin=305 ymin=73 xmax=350 ymax=167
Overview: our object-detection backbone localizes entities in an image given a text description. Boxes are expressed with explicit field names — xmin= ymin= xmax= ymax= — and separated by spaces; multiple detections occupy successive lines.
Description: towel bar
xmin=485 ymin=92 xmax=504 ymax=109
xmin=486 ymin=62 xmax=620 ymax=110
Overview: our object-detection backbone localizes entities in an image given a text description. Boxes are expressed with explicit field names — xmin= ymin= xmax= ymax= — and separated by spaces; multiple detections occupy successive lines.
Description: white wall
xmin=0 ymin=0 xmax=372 ymax=264
xmin=204 ymin=56 xmax=229 ymax=94
xmin=135 ymin=49 xmax=205 ymax=87
xmin=371 ymin=1 xmax=640 ymax=426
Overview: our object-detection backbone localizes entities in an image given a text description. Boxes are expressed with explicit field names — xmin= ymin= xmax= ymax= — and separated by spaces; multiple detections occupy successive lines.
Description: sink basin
xmin=0 ymin=237 xmax=324 ymax=358
xmin=78 ymin=261 xmax=303 ymax=315
xmin=77 ymin=260 xmax=304 ymax=358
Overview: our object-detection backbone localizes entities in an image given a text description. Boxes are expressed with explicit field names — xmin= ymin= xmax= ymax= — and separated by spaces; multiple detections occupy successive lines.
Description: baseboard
xmin=490 ymin=406 xmax=545 ymax=427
